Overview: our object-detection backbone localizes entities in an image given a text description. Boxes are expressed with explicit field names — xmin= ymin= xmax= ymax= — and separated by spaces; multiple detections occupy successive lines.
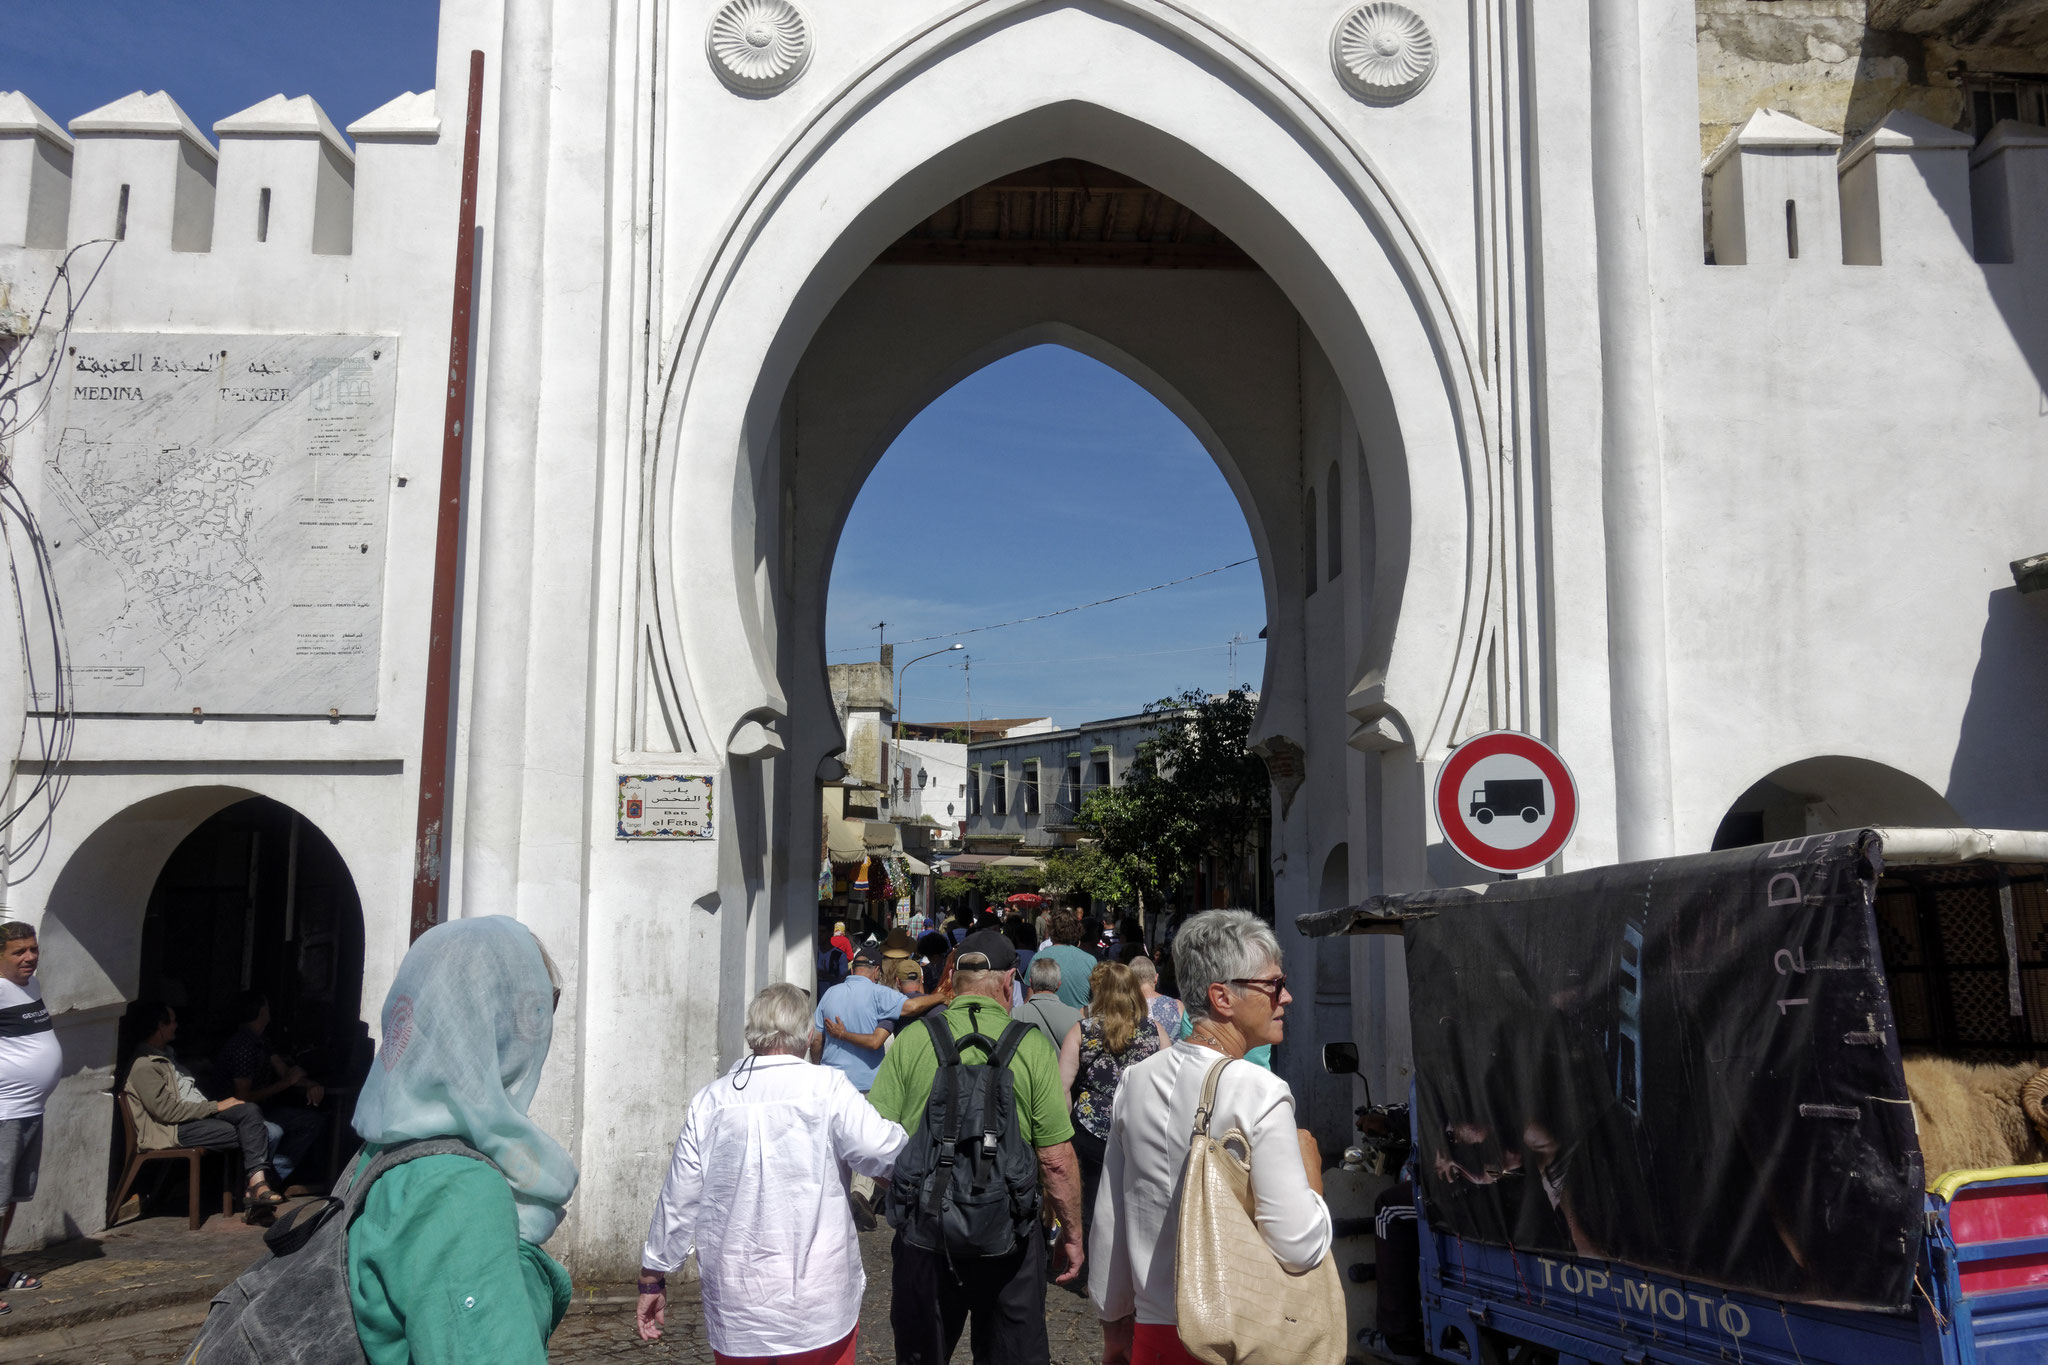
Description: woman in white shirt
xmin=1088 ymin=909 xmax=1332 ymax=1365
xmin=638 ymin=983 xmax=907 ymax=1364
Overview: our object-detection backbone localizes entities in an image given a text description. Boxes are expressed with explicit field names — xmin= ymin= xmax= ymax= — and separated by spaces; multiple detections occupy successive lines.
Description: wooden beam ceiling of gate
xmin=876 ymin=160 xmax=1260 ymax=270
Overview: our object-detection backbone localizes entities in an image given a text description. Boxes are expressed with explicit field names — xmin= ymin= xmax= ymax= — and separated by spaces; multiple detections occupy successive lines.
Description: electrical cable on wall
xmin=0 ymin=240 xmax=117 ymax=883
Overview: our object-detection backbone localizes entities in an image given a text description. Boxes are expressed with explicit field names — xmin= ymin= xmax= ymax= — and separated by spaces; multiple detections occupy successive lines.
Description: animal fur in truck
xmin=1901 ymin=1056 xmax=2048 ymax=1177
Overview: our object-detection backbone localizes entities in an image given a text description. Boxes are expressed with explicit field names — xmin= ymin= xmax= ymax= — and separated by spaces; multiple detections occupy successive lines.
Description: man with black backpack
xmin=868 ymin=930 xmax=1083 ymax=1365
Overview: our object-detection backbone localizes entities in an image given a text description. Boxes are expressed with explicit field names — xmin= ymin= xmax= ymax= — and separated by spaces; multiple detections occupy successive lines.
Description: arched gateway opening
xmin=819 ymin=324 xmax=1270 ymax=929
xmin=771 ymin=158 xmax=1365 ymax=1130
xmin=637 ymin=6 xmax=1507 ymax=1128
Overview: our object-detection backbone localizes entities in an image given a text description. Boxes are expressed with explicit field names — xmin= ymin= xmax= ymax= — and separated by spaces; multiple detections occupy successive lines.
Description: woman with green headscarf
xmin=344 ymin=917 xmax=580 ymax=1364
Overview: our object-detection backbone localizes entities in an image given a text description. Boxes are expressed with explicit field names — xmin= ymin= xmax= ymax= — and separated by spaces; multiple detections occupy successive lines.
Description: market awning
xmin=934 ymin=852 xmax=1044 ymax=873
xmin=900 ymin=854 xmax=931 ymax=875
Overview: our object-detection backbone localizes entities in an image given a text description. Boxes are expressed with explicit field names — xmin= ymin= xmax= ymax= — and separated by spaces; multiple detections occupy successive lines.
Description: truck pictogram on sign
xmin=1469 ymin=778 xmax=1544 ymax=824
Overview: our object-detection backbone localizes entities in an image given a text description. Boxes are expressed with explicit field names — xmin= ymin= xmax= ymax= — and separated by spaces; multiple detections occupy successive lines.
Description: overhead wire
xmin=825 ymin=555 xmax=1257 ymax=655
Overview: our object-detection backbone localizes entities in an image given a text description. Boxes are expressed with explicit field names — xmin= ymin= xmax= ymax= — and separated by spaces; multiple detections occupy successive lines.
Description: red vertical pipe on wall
xmin=411 ymin=51 xmax=487 ymax=941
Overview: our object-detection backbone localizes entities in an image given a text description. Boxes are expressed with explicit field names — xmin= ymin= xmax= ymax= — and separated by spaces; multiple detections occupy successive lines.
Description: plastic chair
xmin=106 ymin=1092 xmax=241 ymax=1230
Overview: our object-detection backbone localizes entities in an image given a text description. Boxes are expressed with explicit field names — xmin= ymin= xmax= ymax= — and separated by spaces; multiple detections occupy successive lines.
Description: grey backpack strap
xmin=340 ymin=1137 xmax=499 ymax=1221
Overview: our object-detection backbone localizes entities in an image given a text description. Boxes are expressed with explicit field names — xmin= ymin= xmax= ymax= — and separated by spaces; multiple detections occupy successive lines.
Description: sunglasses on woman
xmin=1227 ymin=975 xmax=1287 ymax=1002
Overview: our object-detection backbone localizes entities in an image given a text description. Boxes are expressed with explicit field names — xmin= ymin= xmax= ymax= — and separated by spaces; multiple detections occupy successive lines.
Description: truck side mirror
xmin=1322 ymin=1041 xmax=1359 ymax=1075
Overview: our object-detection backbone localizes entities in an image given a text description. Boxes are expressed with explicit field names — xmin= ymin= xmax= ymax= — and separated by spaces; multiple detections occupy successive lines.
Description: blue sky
xmin=826 ymin=346 xmax=1266 ymax=727
xmin=2 ymin=10 xmax=1268 ymax=729
xmin=0 ymin=2 xmax=440 ymax=134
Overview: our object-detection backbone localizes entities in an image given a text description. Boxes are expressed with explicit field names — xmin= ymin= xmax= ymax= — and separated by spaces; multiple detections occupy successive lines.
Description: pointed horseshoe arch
xmin=642 ymin=0 xmax=1500 ymax=772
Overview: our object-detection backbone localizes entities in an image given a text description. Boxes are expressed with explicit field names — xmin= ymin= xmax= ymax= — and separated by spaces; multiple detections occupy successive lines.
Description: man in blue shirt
xmin=811 ymin=943 xmax=949 ymax=1227
xmin=810 ymin=944 xmax=948 ymax=1091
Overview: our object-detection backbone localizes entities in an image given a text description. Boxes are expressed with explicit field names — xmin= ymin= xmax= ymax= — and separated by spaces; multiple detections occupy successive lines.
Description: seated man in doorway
xmin=212 ymin=991 xmax=327 ymax=1189
xmin=121 ymin=1002 xmax=285 ymax=1210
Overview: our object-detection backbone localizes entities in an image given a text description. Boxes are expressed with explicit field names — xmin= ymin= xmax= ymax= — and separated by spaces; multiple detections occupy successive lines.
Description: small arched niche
xmin=1711 ymin=756 xmax=1963 ymax=850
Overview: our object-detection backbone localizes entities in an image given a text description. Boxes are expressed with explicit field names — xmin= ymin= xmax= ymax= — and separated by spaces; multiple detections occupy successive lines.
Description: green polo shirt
xmin=868 ymin=994 xmax=1076 ymax=1148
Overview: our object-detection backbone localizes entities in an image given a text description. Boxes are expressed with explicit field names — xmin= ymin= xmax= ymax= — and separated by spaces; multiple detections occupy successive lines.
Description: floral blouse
xmin=1073 ymin=1015 xmax=1163 ymax=1140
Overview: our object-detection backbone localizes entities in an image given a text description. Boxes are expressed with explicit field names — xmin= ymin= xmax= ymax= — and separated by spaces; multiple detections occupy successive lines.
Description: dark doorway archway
xmin=136 ymin=796 xmax=368 ymax=1110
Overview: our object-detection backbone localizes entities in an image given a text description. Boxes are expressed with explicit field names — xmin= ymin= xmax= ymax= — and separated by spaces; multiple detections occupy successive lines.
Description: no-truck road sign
xmin=1432 ymin=730 xmax=1578 ymax=875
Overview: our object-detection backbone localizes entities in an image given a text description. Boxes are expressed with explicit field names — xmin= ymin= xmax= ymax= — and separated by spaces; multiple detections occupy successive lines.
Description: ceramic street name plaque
xmin=38 ymin=334 xmax=398 ymax=715
xmin=617 ymin=774 xmax=716 ymax=840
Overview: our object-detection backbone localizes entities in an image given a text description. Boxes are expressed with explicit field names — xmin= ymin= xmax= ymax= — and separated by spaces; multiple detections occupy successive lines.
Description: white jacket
xmin=642 ymin=1053 xmax=906 ymax=1355
xmin=1089 ymin=1041 xmax=1332 ymax=1324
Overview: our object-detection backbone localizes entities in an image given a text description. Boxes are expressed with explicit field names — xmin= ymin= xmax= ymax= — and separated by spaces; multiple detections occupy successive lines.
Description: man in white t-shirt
xmin=0 ymin=921 xmax=60 ymax=1315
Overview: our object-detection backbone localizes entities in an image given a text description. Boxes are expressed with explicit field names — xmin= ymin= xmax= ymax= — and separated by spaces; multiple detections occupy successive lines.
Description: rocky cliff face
xmin=1696 ymin=0 xmax=2048 ymax=163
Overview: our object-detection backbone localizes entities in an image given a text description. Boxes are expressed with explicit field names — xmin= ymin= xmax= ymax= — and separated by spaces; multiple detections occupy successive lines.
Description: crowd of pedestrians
xmin=0 ymin=901 xmax=1331 ymax=1363
xmin=638 ymin=905 xmax=1329 ymax=1365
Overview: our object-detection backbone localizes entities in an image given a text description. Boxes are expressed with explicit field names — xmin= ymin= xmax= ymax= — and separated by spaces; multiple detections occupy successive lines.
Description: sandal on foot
xmin=246 ymin=1182 xmax=286 ymax=1206
xmin=3 ymin=1272 xmax=41 ymax=1291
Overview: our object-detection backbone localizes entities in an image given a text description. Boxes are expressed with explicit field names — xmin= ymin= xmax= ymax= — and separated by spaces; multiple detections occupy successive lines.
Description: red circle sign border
xmin=1433 ymin=730 xmax=1579 ymax=874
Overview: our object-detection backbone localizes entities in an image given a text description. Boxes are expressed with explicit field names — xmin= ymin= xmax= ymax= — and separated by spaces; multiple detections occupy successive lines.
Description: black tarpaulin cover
xmin=1403 ymin=830 xmax=1922 ymax=1310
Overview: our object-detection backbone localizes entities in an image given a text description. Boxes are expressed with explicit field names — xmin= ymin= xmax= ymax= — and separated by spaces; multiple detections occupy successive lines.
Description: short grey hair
xmin=1174 ymin=910 xmax=1282 ymax=1020
xmin=1028 ymin=956 xmax=1063 ymax=993
xmin=952 ymin=968 xmax=1009 ymax=1003
xmin=744 ymin=982 xmax=812 ymax=1055
xmin=1128 ymin=955 xmax=1158 ymax=986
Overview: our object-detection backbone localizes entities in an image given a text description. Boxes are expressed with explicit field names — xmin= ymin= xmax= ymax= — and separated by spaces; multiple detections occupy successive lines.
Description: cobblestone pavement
xmin=9 ymin=1225 xmax=1109 ymax=1364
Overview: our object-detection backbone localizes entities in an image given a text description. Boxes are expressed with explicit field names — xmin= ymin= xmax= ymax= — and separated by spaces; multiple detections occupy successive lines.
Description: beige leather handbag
xmin=1174 ymin=1055 xmax=1345 ymax=1365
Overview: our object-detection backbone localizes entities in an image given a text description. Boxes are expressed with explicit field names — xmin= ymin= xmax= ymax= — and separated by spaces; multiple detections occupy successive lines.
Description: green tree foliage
xmin=1040 ymin=841 xmax=1145 ymax=908
xmin=973 ymin=864 xmax=1029 ymax=904
xmin=1075 ymin=687 xmax=1268 ymax=906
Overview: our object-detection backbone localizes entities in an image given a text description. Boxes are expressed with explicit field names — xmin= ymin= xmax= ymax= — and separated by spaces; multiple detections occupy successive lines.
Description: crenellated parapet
xmin=0 ymin=88 xmax=443 ymax=265
xmin=67 ymin=90 xmax=216 ymax=253
xmin=212 ymin=94 xmax=354 ymax=256
xmin=0 ymin=93 xmax=71 ymax=250
xmin=1706 ymin=105 xmax=2048 ymax=270
xmin=1971 ymin=120 xmax=2048 ymax=266
xmin=1704 ymin=110 xmax=1840 ymax=266
xmin=348 ymin=93 xmax=441 ymax=269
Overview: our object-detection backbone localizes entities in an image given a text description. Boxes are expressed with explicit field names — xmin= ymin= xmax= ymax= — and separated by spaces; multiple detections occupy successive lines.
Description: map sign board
xmin=617 ymin=774 xmax=715 ymax=840
xmin=1432 ymin=730 xmax=1579 ymax=874
xmin=36 ymin=333 xmax=398 ymax=715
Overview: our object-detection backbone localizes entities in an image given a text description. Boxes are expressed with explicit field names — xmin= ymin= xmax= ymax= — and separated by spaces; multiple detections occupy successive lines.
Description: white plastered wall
xmin=11 ymin=0 xmax=2041 ymax=1275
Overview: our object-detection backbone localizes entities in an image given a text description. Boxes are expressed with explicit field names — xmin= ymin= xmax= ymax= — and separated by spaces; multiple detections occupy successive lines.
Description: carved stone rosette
xmin=707 ymin=0 xmax=813 ymax=96
xmin=1331 ymin=3 xmax=1436 ymax=105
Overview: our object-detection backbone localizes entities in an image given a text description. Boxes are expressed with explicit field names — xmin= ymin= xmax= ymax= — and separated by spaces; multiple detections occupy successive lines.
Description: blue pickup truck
xmin=1302 ymin=828 xmax=2048 ymax=1365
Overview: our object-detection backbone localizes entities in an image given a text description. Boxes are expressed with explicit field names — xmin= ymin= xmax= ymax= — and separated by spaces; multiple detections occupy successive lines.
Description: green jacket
xmin=348 ymin=1150 xmax=571 ymax=1365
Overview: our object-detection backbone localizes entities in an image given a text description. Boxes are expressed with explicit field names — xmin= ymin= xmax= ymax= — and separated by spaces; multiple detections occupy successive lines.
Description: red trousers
xmin=713 ymin=1326 xmax=858 ymax=1365
xmin=1132 ymin=1323 xmax=1202 ymax=1365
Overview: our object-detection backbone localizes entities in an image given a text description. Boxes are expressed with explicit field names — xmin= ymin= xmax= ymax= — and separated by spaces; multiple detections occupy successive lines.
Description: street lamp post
xmin=896 ymin=643 xmax=964 ymax=741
